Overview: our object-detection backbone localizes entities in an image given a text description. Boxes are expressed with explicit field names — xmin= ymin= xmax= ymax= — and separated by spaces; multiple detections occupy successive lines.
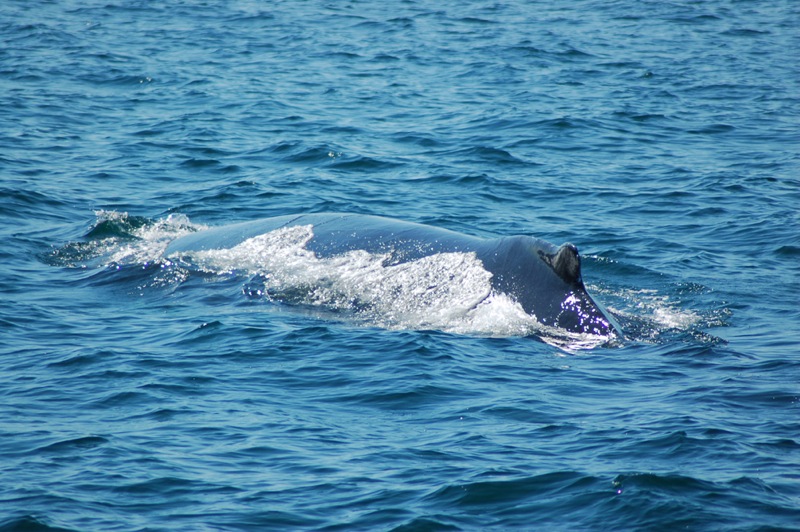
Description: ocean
xmin=1 ymin=0 xmax=799 ymax=530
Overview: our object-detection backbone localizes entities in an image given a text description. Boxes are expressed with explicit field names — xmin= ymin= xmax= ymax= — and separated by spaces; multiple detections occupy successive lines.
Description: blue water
xmin=2 ymin=0 xmax=799 ymax=530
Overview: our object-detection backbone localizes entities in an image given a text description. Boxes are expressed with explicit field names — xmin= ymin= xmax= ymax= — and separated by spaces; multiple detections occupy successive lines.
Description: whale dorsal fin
xmin=540 ymin=243 xmax=582 ymax=284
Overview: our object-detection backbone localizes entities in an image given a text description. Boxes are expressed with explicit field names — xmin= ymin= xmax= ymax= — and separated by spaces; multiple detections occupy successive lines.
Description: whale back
xmin=164 ymin=213 xmax=620 ymax=337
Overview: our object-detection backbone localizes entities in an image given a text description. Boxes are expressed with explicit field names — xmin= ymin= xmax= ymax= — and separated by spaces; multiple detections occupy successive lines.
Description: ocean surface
xmin=2 ymin=0 xmax=799 ymax=530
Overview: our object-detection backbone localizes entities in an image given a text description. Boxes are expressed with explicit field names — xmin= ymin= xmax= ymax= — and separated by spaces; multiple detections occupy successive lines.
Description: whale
xmin=164 ymin=213 xmax=621 ymax=337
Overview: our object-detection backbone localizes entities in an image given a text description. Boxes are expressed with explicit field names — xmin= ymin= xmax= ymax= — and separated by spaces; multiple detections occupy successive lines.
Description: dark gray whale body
xmin=165 ymin=213 xmax=620 ymax=337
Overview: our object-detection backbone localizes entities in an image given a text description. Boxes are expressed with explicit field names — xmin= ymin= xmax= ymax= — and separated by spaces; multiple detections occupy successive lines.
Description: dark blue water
xmin=2 ymin=0 xmax=799 ymax=530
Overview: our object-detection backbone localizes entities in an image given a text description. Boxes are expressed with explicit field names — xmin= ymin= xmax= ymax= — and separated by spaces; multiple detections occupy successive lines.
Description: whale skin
xmin=164 ymin=213 xmax=621 ymax=337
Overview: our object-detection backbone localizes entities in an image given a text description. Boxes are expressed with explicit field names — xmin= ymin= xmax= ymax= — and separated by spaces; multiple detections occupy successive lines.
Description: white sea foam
xmin=188 ymin=225 xmax=495 ymax=330
xmin=609 ymin=287 xmax=701 ymax=329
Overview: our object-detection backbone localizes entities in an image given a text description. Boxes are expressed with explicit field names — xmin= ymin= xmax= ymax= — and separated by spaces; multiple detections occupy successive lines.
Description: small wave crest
xmin=593 ymin=286 xmax=726 ymax=346
xmin=44 ymin=210 xmax=203 ymax=269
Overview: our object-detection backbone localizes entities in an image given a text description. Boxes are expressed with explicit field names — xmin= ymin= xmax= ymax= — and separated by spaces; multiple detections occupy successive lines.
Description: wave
xmin=0 ymin=515 xmax=77 ymax=532
xmin=42 ymin=210 xmax=201 ymax=269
